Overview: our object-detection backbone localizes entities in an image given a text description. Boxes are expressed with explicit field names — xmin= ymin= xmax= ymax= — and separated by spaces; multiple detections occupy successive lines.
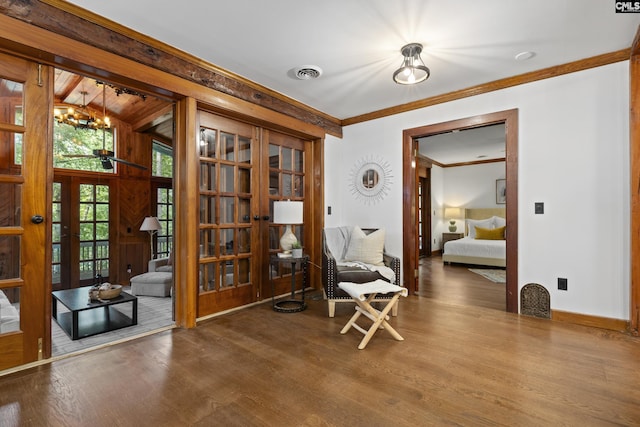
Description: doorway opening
xmin=51 ymin=68 xmax=176 ymax=356
xmin=402 ymin=109 xmax=518 ymax=312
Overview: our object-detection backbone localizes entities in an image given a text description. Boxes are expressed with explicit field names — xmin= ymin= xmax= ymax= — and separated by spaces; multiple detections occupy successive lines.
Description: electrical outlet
xmin=535 ymin=202 xmax=544 ymax=214
xmin=558 ymin=277 xmax=568 ymax=291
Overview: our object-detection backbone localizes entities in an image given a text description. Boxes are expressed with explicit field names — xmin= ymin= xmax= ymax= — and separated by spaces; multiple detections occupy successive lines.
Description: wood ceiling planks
xmin=54 ymin=69 xmax=173 ymax=139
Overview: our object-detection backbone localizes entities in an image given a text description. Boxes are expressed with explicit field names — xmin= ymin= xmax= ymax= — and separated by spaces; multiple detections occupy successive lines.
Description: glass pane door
xmin=197 ymin=112 xmax=258 ymax=315
xmin=0 ymin=54 xmax=49 ymax=370
xmin=265 ymin=130 xmax=306 ymax=299
xmin=53 ymin=178 xmax=112 ymax=289
xmin=78 ymin=183 xmax=110 ymax=284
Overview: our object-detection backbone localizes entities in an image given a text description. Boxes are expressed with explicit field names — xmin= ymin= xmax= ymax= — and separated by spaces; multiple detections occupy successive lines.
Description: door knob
xmin=31 ymin=215 xmax=44 ymax=224
xmin=253 ymin=215 xmax=260 ymax=221
xmin=262 ymin=215 xmax=270 ymax=221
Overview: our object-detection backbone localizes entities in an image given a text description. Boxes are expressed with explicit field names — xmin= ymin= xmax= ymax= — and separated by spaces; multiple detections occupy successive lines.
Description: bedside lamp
xmin=273 ymin=200 xmax=303 ymax=253
xmin=444 ymin=207 xmax=463 ymax=232
xmin=140 ymin=216 xmax=162 ymax=260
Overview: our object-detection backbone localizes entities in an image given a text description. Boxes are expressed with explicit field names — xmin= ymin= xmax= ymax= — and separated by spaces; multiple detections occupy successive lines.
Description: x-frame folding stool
xmin=338 ymin=280 xmax=408 ymax=349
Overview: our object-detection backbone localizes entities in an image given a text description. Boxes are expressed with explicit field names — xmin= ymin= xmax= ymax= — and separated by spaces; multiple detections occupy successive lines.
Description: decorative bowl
xmin=99 ymin=284 xmax=122 ymax=299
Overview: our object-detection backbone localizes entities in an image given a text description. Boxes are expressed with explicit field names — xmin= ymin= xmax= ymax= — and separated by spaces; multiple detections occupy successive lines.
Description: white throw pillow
xmin=493 ymin=216 xmax=506 ymax=228
xmin=466 ymin=218 xmax=494 ymax=238
xmin=344 ymin=227 xmax=385 ymax=266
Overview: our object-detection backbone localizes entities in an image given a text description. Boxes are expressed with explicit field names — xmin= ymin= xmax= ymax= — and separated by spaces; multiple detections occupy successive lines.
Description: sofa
xmin=322 ymin=226 xmax=402 ymax=317
xmin=130 ymin=255 xmax=173 ymax=297
xmin=149 ymin=256 xmax=173 ymax=274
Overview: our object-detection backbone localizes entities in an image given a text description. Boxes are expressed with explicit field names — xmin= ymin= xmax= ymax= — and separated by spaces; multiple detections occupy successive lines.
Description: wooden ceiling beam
xmin=0 ymin=0 xmax=342 ymax=137
xmin=131 ymin=104 xmax=173 ymax=134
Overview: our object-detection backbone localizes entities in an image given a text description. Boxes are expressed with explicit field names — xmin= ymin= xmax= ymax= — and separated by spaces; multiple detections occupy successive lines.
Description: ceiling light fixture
xmin=54 ymin=89 xmax=110 ymax=130
xmin=393 ymin=43 xmax=430 ymax=85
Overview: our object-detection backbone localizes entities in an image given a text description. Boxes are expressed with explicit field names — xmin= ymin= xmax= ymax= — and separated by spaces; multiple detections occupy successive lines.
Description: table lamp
xmin=444 ymin=207 xmax=463 ymax=232
xmin=273 ymin=200 xmax=303 ymax=253
xmin=140 ymin=216 xmax=162 ymax=259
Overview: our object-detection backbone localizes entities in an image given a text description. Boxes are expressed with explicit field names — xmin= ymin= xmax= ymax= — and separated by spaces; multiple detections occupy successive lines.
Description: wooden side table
xmin=442 ymin=232 xmax=464 ymax=249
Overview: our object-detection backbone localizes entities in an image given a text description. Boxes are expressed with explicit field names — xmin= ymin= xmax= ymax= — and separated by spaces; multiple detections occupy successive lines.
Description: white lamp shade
xmin=140 ymin=216 xmax=162 ymax=231
xmin=273 ymin=201 xmax=303 ymax=225
xmin=444 ymin=208 xmax=463 ymax=220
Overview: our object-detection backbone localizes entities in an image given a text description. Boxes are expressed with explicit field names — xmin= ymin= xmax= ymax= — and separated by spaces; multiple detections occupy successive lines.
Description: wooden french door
xmin=0 ymin=54 xmax=50 ymax=370
xmin=52 ymin=177 xmax=112 ymax=290
xmin=262 ymin=130 xmax=307 ymax=300
xmin=196 ymin=111 xmax=308 ymax=316
xmin=197 ymin=113 xmax=260 ymax=315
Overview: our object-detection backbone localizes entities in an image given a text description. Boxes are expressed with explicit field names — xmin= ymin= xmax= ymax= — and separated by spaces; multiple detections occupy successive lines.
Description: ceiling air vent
xmin=291 ymin=65 xmax=323 ymax=80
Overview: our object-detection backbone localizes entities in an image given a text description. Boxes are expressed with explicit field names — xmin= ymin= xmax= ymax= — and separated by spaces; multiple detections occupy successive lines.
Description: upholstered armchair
xmin=149 ymin=255 xmax=172 ymax=273
xmin=322 ymin=226 xmax=401 ymax=317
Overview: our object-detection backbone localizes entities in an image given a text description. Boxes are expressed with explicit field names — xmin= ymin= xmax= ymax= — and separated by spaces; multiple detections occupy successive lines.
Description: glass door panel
xmin=264 ymin=131 xmax=306 ymax=298
xmin=0 ymin=54 xmax=49 ymax=370
xmin=155 ymin=187 xmax=173 ymax=259
xmin=196 ymin=113 xmax=309 ymax=316
xmin=52 ymin=182 xmax=62 ymax=287
xmin=0 ymin=77 xmax=25 ymax=346
xmin=197 ymin=112 xmax=258 ymax=315
xmin=78 ymin=183 xmax=109 ymax=284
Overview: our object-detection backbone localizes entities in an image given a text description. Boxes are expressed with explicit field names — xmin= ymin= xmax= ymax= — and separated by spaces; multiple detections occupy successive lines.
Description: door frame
xmin=418 ymin=172 xmax=432 ymax=257
xmin=402 ymin=109 xmax=519 ymax=312
xmin=630 ymin=30 xmax=640 ymax=334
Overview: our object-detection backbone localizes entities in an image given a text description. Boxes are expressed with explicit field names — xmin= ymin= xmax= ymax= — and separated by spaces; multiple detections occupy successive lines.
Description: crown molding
xmin=342 ymin=49 xmax=631 ymax=127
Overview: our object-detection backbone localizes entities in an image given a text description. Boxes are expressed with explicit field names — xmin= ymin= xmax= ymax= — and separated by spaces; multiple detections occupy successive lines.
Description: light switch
xmin=535 ymin=202 xmax=544 ymax=214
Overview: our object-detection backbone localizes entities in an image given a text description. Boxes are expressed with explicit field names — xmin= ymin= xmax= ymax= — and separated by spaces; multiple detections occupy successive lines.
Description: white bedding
xmin=443 ymin=237 xmax=506 ymax=260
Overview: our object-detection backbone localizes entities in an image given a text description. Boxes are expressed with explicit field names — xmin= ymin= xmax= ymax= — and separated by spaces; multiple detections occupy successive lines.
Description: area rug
xmin=468 ymin=268 xmax=506 ymax=283
xmin=52 ymin=286 xmax=173 ymax=357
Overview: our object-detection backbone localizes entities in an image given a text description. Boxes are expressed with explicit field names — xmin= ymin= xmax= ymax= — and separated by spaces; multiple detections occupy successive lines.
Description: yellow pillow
xmin=475 ymin=226 xmax=505 ymax=240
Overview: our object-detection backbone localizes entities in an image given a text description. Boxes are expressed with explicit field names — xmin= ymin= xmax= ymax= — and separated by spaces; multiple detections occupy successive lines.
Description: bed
xmin=442 ymin=208 xmax=506 ymax=267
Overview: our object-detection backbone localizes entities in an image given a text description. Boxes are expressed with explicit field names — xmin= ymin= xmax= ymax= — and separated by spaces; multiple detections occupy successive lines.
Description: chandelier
xmin=54 ymin=88 xmax=110 ymax=130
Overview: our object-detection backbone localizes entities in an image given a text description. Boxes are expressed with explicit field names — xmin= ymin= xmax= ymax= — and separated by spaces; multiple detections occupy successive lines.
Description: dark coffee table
xmin=52 ymin=286 xmax=138 ymax=340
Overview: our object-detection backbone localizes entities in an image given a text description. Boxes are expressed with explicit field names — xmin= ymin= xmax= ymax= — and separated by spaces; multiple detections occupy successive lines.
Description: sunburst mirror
xmin=348 ymin=156 xmax=393 ymax=205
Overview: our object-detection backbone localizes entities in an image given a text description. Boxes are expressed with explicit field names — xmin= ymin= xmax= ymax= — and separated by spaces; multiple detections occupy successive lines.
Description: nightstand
xmin=442 ymin=232 xmax=464 ymax=248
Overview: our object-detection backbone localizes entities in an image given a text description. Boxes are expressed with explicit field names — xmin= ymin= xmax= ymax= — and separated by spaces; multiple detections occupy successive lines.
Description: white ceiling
xmin=66 ymin=1 xmax=640 ymax=121
xmin=418 ymin=123 xmax=506 ymax=165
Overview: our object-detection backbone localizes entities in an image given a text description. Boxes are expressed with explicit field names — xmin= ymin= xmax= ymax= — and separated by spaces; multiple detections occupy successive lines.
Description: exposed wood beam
xmin=0 ymin=0 xmax=343 ymax=137
xmin=131 ymin=104 xmax=173 ymax=133
xmin=0 ymin=13 xmax=327 ymax=140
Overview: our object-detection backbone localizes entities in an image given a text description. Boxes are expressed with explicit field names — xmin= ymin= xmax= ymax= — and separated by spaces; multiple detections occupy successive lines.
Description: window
xmin=152 ymin=140 xmax=173 ymax=178
xmin=156 ymin=187 xmax=173 ymax=259
xmin=52 ymin=121 xmax=115 ymax=173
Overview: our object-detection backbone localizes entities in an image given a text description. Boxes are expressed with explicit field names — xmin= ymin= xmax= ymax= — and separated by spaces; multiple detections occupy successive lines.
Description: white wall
xmin=324 ymin=61 xmax=630 ymax=320
xmin=432 ymin=162 xmax=506 ymax=250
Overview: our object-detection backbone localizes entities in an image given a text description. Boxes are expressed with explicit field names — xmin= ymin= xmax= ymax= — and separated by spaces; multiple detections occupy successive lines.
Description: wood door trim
xmin=403 ymin=109 xmax=519 ymax=312
xmin=630 ymin=27 xmax=640 ymax=334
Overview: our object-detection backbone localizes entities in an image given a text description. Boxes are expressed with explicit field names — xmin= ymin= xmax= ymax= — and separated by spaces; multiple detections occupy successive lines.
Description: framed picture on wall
xmin=496 ymin=179 xmax=506 ymax=204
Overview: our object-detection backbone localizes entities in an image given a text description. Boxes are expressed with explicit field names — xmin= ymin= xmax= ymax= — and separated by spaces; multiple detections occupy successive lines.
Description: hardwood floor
xmin=2 ymin=285 xmax=640 ymax=426
xmin=418 ymin=254 xmax=506 ymax=311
